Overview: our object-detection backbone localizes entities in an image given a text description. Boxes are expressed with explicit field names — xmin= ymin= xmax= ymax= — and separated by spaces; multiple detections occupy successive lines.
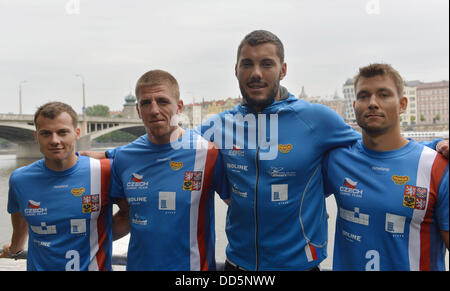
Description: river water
xmin=2 ymin=153 xmax=446 ymax=270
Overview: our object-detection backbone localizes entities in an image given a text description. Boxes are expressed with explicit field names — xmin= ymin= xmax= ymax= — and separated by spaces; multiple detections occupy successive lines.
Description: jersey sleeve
xmin=212 ymin=150 xmax=229 ymax=200
xmin=106 ymin=147 xmax=119 ymax=159
xmin=109 ymin=154 xmax=125 ymax=200
xmin=418 ymin=139 xmax=443 ymax=151
xmin=436 ymin=167 xmax=449 ymax=231
xmin=306 ymin=103 xmax=361 ymax=151
xmin=7 ymin=171 xmax=20 ymax=214
xmin=322 ymin=150 xmax=334 ymax=198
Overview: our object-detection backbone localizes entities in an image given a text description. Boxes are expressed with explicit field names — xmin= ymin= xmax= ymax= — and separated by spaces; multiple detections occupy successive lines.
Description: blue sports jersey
xmin=323 ymin=140 xmax=449 ymax=271
xmin=197 ymin=89 xmax=360 ymax=270
xmin=109 ymin=130 xmax=227 ymax=271
xmin=8 ymin=155 xmax=113 ymax=271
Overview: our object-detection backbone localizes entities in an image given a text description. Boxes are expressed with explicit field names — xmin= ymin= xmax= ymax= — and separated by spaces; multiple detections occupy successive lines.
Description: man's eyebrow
xmin=356 ymin=89 xmax=370 ymax=96
xmin=376 ymin=87 xmax=393 ymax=92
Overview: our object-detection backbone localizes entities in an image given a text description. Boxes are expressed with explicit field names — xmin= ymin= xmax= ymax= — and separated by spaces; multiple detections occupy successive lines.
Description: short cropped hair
xmin=354 ymin=63 xmax=404 ymax=97
xmin=135 ymin=70 xmax=180 ymax=100
xmin=34 ymin=101 xmax=78 ymax=129
xmin=237 ymin=30 xmax=285 ymax=63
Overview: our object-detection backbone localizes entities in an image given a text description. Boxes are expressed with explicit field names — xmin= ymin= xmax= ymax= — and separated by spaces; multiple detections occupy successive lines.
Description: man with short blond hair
xmin=107 ymin=70 xmax=228 ymax=270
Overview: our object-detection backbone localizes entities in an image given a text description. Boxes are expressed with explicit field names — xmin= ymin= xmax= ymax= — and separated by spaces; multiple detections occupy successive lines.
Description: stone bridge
xmin=0 ymin=114 xmax=145 ymax=158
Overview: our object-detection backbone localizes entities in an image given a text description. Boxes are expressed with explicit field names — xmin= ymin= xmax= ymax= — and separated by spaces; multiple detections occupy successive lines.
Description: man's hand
xmin=436 ymin=140 xmax=449 ymax=159
xmin=0 ymin=244 xmax=11 ymax=258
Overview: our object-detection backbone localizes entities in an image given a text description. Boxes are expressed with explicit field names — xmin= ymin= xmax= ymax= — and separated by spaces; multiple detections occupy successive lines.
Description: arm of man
xmin=78 ymin=150 xmax=106 ymax=159
xmin=0 ymin=212 xmax=28 ymax=258
xmin=113 ymin=198 xmax=130 ymax=241
xmin=437 ymin=140 xmax=449 ymax=159
xmin=79 ymin=147 xmax=119 ymax=159
xmin=436 ymin=165 xmax=449 ymax=251
xmin=419 ymin=139 xmax=449 ymax=159
xmin=441 ymin=231 xmax=449 ymax=250
xmin=211 ymin=149 xmax=230 ymax=204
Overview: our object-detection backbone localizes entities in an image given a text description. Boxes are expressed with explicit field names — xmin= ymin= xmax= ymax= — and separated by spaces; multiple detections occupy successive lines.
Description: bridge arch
xmin=88 ymin=124 xmax=145 ymax=140
xmin=0 ymin=124 xmax=36 ymax=143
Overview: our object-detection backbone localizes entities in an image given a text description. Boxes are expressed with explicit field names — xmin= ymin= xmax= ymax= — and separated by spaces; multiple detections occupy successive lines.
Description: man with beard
xmin=198 ymin=30 xmax=362 ymax=271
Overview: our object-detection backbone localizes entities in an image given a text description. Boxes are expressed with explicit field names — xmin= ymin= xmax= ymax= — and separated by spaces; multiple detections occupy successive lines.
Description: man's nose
xmin=49 ymin=133 xmax=60 ymax=144
xmin=250 ymin=65 xmax=263 ymax=80
xmin=368 ymin=94 xmax=379 ymax=108
xmin=149 ymin=100 xmax=160 ymax=115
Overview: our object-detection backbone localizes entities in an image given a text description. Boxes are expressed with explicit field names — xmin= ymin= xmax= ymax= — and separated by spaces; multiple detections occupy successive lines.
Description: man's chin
xmin=360 ymin=125 xmax=388 ymax=136
xmin=243 ymin=94 xmax=275 ymax=110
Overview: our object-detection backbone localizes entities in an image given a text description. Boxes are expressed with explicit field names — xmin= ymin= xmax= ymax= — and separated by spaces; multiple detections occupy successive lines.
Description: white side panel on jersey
xmin=189 ymin=137 xmax=208 ymax=271
xmin=408 ymin=147 xmax=436 ymax=270
xmin=88 ymin=158 xmax=101 ymax=271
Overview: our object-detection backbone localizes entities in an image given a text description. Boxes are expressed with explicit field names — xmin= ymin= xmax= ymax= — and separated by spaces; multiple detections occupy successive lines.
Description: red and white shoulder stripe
xmin=88 ymin=158 xmax=111 ymax=271
xmin=408 ymin=146 xmax=448 ymax=271
xmin=189 ymin=137 xmax=218 ymax=271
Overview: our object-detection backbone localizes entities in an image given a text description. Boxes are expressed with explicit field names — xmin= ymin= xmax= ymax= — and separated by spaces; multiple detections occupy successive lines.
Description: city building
xmin=182 ymin=97 xmax=240 ymax=128
xmin=298 ymin=88 xmax=345 ymax=119
xmin=342 ymin=78 xmax=356 ymax=123
xmin=416 ymin=81 xmax=449 ymax=125
xmin=401 ymin=80 xmax=420 ymax=126
xmin=122 ymin=93 xmax=139 ymax=119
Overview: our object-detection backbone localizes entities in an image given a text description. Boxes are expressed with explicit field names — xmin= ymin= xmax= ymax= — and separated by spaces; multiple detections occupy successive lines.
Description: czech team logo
xmin=403 ymin=185 xmax=428 ymax=210
xmin=344 ymin=177 xmax=357 ymax=189
xmin=340 ymin=178 xmax=363 ymax=197
xmin=183 ymin=171 xmax=203 ymax=191
xmin=25 ymin=200 xmax=47 ymax=216
xmin=28 ymin=200 xmax=41 ymax=209
xmin=131 ymin=173 xmax=143 ymax=182
xmin=127 ymin=173 xmax=149 ymax=189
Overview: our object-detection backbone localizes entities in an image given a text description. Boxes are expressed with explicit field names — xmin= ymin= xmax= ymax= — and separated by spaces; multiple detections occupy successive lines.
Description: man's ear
xmin=280 ymin=62 xmax=287 ymax=80
xmin=136 ymin=103 xmax=142 ymax=119
xmin=399 ymin=96 xmax=408 ymax=114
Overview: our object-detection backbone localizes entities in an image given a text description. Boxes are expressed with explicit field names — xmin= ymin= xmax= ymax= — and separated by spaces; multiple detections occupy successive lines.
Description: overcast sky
xmin=0 ymin=0 xmax=448 ymax=114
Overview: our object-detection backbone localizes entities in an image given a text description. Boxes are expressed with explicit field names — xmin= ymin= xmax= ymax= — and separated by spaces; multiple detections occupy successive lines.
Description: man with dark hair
xmin=198 ymin=30 xmax=361 ymax=271
xmin=323 ymin=63 xmax=448 ymax=271
xmin=1 ymin=101 xmax=128 ymax=271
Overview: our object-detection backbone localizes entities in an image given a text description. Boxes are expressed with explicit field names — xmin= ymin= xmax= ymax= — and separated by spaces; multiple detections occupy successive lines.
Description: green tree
xmin=420 ymin=114 xmax=426 ymax=122
xmin=94 ymin=131 xmax=137 ymax=143
xmin=86 ymin=105 xmax=110 ymax=117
